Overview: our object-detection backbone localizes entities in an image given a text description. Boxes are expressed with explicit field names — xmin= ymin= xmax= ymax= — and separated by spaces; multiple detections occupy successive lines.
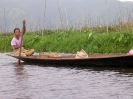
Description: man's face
xmin=14 ymin=30 xmax=20 ymax=37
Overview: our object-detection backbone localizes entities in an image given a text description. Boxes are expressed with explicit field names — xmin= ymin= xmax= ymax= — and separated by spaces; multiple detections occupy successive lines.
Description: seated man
xmin=11 ymin=20 xmax=35 ymax=57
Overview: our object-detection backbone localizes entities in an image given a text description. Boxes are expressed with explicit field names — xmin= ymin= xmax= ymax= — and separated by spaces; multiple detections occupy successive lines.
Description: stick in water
xmin=18 ymin=20 xmax=26 ymax=65
xmin=18 ymin=34 xmax=23 ymax=65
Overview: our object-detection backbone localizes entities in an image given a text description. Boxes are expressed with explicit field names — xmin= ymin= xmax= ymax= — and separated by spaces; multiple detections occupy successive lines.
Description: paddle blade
xmin=18 ymin=59 xmax=21 ymax=65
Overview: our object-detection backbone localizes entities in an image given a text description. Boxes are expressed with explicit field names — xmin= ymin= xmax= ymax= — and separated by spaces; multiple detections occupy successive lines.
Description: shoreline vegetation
xmin=0 ymin=25 xmax=133 ymax=54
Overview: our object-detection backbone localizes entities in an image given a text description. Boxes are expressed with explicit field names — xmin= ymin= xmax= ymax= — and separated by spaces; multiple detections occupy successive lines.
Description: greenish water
xmin=0 ymin=53 xmax=133 ymax=99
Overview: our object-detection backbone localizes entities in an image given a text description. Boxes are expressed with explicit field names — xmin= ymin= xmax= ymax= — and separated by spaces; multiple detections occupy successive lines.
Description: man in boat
xmin=11 ymin=20 xmax=35 ymax=57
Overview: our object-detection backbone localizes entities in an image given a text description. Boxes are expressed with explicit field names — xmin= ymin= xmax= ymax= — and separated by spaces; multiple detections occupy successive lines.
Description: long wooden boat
xmin=7 ymin=53 xmax=133 ymax=67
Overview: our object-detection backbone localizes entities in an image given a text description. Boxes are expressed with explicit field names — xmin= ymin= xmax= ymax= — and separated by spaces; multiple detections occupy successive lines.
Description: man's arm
xmin=13 ymin=45 xmax=22 ymax=49
xmin=22 ymin=20 xmax=26 ymax=35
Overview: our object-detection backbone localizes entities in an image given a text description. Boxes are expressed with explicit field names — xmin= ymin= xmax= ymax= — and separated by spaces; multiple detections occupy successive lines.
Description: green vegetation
xmin=0 ymin=28 xmax=133 ymax=54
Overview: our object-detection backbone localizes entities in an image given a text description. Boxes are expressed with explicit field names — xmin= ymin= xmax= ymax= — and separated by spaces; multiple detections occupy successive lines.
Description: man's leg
xmin=24 ymin=49 xmax=35 ymax=56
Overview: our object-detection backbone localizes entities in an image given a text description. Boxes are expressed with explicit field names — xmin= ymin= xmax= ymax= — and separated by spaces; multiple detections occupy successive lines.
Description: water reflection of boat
xmin=79 ymin=67 xmax=133 ymax=76
xmin=7 ymin=53 xmax=133 ymax=67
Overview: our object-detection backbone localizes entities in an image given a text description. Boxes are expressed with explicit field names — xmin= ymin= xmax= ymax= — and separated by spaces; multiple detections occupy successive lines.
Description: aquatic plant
xmin=1 ymin=30 xmax=133 ymax=54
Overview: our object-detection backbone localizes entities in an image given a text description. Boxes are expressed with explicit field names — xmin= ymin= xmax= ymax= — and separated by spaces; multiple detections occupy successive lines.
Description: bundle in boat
xmin=39 ymin=52 xmax=62 ymax=58
xmin=75 ymin=49 xmax=88 ymax=58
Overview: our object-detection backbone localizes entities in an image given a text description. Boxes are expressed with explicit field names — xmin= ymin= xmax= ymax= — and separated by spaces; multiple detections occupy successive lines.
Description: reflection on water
xmin=0 ymin=53 xmax=133 ymax=99
xmin=80 ymin=67 xmax=133 ymax=76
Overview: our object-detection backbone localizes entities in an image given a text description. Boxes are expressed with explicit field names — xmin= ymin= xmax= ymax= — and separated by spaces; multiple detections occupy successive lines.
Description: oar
xmin=18 ymin=32 xmax=24 ymax=65
xmin=18 ymin=20 xmax=25 ymax=65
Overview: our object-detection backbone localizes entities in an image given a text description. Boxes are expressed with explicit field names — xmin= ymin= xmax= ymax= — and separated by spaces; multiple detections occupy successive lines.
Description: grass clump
xmin=0 ymin=29 xmax=133 ymax=54
xmin=23 ymin=30 xmax=133 ymax=54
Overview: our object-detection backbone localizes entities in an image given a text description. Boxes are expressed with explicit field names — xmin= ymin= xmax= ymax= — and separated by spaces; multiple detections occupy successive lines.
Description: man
xmin=11 ymin=20 xmax=35 ymax=56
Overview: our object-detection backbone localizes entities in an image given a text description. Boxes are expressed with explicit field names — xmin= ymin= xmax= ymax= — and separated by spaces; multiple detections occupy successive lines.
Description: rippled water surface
xmin=0 ymin=53 xmax=133 ymax=99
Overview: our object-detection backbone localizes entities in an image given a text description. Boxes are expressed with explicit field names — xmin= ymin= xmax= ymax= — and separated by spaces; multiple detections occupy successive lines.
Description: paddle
xmin=18 ymin=20 xmax=26 ymax=65
xmin=18 ymin=35 xmax=23 ymax=65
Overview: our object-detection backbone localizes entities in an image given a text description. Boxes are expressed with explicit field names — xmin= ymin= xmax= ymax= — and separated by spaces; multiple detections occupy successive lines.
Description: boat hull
xmin=7 ymin=54 xmax=133 ymax=67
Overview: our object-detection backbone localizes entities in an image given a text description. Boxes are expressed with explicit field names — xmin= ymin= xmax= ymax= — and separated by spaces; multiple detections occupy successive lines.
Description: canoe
xmin=7 ymin=53 xmax=133 ymax=67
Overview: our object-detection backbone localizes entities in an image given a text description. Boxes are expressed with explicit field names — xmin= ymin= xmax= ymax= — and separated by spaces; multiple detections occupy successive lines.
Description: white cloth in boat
xmin=75 ymin=49 xmax=88 ymax=58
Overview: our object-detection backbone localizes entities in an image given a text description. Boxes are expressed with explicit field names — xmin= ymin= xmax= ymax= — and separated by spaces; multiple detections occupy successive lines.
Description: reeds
xmin=4 ymin=8 xmax=6 ymax=33
xmin=1 ymin=1 xmax=133 ymax=35
xmin=0 ymin=25 xmax=2 ymax=33
xmin=65 ymin=8 xmax=69 ymax=30
xmin=42 ymin=0 xmax=47 ymax=36
xmin=1 ymin=31 xmax=133 ymax=53
xmin=105 ymin=0 xmax=109 ymax=33
xmin=57 ymin=0 xmax=64 ymax=30
xmin=21 ymin=31 xmax=133 ymax=54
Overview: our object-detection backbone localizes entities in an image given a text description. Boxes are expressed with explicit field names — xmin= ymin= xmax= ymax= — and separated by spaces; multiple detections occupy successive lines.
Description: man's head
xmin=14 ymin=28 xmax=20 ymax=37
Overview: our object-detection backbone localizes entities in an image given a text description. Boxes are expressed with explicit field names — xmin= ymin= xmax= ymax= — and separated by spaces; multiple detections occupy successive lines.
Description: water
xmin=0 ymin=53 xmax=133 ymax=99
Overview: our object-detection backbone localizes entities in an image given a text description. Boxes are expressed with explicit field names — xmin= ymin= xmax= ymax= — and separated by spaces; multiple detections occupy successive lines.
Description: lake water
xmin=0 ymin=53 xmax=133 ymax=99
